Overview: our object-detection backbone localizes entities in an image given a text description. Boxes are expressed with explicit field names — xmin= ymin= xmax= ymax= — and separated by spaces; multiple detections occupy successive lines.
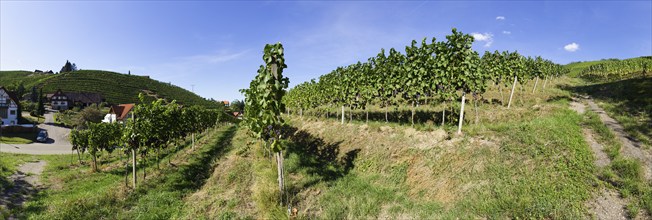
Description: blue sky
xmin=1 ymin=1 xmax=651 ymax=102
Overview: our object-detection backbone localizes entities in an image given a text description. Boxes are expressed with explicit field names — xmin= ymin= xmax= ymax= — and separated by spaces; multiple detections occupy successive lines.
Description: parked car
xmin=36 ymin=130 xmax=48 ymax=143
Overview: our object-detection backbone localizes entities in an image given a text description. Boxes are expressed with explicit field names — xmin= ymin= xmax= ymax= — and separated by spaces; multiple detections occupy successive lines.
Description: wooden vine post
xmin=508 ymin=75 xmax=517 ymax=109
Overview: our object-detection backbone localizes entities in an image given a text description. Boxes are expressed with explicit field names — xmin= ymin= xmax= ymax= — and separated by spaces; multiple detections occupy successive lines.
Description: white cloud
xmin=564 ymin=43 xmax=580 ymax=52
xmin=471 ymin=32 xmax=494 ymax=47
xmin=502 ymin=31 xmax=511 ymax=35
xmin=496 ymin=16 xmax=505 ymax=20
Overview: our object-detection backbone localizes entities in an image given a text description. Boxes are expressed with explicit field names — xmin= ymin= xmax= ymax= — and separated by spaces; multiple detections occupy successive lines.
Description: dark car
xmin=36 ymin=130 xmax=49 ymax=143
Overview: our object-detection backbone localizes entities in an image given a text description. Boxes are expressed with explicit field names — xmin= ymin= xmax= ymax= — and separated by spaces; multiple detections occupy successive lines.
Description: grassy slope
xmin=0 ymin=70 xmax=219 ymax=108
xmin=563 ymin=56 xmax=651 ymax=77
xmin=181 ymin=76 xmax=601 ymax=219
xmin=0 ymin=71 xmax=54 ymax=89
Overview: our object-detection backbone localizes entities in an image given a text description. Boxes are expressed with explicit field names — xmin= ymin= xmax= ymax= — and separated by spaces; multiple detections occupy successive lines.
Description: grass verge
xmin=0 ymin=133 xmax=35 ymax=144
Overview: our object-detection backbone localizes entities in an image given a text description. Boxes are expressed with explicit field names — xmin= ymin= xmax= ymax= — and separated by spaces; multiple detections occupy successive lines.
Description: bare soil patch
xmin=586 ymin=189 xmax=628 ymax=220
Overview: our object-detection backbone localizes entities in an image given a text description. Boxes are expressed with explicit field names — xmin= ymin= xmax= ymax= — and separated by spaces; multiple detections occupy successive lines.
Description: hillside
xmin=564 ymin=56 xmax=651 ymax=77
xmin=0 ymin=71 xmax=55 ymax=88
xmin=0 ymin=70 xmax=219 ymax=108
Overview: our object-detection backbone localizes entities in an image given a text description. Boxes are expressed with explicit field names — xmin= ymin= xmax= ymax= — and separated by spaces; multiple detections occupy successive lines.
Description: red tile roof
xmin=109 ymin=104 xmax=135 ymax=120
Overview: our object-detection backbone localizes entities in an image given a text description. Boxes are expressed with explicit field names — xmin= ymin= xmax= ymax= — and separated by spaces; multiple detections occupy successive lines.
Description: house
xmin=0 ymin=86 xmax=20 ymax=126
xmin=232 ymin=111 xmax=243 ymax=119
xmin=48 ymin=89 xmax=104 ymax=110
xmin=102 ymin=104 xmax=134 ymax=123
xmin=222 ymin=101 xmax=230 ymax=107
xmin=49 ymin=89 xmax=68 ymax=110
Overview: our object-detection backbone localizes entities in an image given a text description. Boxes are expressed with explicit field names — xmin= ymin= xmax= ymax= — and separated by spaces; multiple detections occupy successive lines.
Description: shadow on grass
xmin=3 ymin=171 xmax=47 ymax=218
xmin=281 ymin=125 xmax=359 ymax=185
xmin=546 ymin=95 xmax=571 ymax=103
xmin=279 ymin=125 xmax=361 ymax=210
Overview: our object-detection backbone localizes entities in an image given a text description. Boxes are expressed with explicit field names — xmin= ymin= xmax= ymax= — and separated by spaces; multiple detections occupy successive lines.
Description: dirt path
xmin=0 ymin=160 xmax=47 ymax=218
xmin=586 ymin=189 xmax=628 ymax=220
xmin=583 ymin=128 xmax=611 ymax=168
xmin=570 ymin=98 xmax=628 ymax=220
xmin=584 ymin=98 xmax=652 ymax=181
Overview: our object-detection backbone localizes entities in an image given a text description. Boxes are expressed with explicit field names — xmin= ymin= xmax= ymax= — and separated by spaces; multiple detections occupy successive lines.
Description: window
xmin=10 ymin=110 xmax=16 ymax=115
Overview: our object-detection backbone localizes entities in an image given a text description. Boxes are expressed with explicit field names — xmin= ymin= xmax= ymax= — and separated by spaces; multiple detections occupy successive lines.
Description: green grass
xmin=0 ymin=134 xmax=35 ymax=144
xmin=20 ymin=112 xmax=45 ymax=124
xmin=1 ymin=70 xmax=220 ymax=108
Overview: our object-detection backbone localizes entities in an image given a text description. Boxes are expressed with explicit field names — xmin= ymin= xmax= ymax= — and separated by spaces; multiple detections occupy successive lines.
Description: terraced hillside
xmin=0 ymin=70 xmax=219 ymax=108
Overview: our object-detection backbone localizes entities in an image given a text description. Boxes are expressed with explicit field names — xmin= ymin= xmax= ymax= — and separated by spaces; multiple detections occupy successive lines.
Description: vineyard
xmin=70 ymin=94 xmax=222 ymax=186
xmin=283 ymin=29 xmax=567 ymax=133
xmin=578 ymin=56 xmax=652 ymax=81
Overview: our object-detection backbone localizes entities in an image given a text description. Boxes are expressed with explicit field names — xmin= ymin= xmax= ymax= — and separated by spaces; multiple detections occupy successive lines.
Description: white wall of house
xmin=102 ymin=113 xmax=117 ymax=123
xmin=0 ymin=88 xmax=19 ymax=125
xmin=51 ymin=96 xmax=69 ymax=110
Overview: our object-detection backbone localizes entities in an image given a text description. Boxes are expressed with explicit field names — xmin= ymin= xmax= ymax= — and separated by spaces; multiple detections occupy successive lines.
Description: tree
xmin=74 ymin=105 xmax=103 ymax=128
xmin=16 ymin=83 xmax=25 ymax=100
xmin=36 ymin=88 xmax=45 ymax=116
xmin=30 ymin=86 xmax=38 ymax=102
xmin=60 ymin=60 xmax=77 ymax=73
